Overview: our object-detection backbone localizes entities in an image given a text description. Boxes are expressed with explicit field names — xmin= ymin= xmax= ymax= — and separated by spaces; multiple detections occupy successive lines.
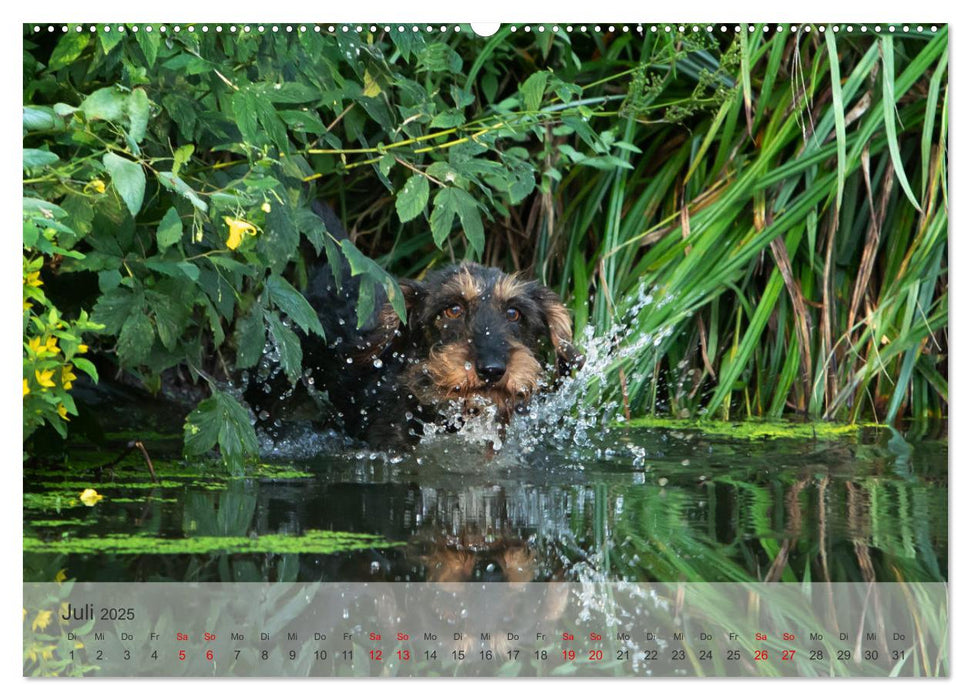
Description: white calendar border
xmin=5 ymin=0 xmax=961 ymax=696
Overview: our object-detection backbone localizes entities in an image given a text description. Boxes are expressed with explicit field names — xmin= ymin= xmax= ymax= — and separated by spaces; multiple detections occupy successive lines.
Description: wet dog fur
xmin=246 ymin=206 xmax=583 ymax=448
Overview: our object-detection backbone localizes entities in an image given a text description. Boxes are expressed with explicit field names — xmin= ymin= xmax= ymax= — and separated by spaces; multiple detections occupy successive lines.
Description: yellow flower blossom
xmin=78 ymin=344 xmax=88 ymax=354
xmin=261 ymin=202 xmax=272 ymax=213
xmin=28 ymin=336 xmax=43 ymax=354
xmin=35 ymin=369 xmax=56 ymax=388
xmin=23 ymin=299 xmax=32 ymax=311
xmin=224 ymin=217 xmax=258 ymax=250
xmin=24 ymin=271 xmax=43 ymax=288
xmin=55 ymin=569 xmax=67 ymax=583
xmin=44 ymin=336 xmax=59 ymax=354
xmin=31 ymin=610 xmax=53 ymax=631
xmin=85 ymin=179 xmax=107 ymax=194
xmin=61 ymin=365 xmax=77 ymax=390
xmin=57 ymin=403 xmax=69 ymax=421
xmin=79 ymin=488 xmax=103 ymax=506
xmin=41 ymin=645 xmax=55 ymax=661
xmin=23 ymin=378 xmax=30 ymax=397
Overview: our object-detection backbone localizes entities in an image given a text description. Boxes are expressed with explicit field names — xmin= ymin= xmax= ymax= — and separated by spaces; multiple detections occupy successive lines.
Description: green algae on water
xmin=23 ymin=530 xmax=405 ymax=556
xmin=623 ymin=417 xmax=884 ymax=441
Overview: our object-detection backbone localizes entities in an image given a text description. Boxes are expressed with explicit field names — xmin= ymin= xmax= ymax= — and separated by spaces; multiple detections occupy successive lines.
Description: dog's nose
xmin=476 ymin=361 xmax=506 ymax=383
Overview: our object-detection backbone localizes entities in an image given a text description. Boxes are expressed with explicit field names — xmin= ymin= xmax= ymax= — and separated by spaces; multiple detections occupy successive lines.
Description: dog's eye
xmin=505 ymin=307 xmax=521 ymax=322
xmin=443 ymin=304 xmax=464 ymax=320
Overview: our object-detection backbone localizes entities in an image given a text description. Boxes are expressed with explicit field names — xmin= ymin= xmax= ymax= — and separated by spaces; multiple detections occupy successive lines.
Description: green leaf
xmin=23 ymin=149 xmax=59 ymax=170
xmin=183 ymin=391 xmax=259 ymax=461
xmin=429 ymin=109 xmax=466 ymax=129
xmin=127 ymin=88 xmax=151 ymax=143
xmin=102 ymin=152 xmax=145 ymax=217
xmin=172 ymin=144 xmax=194 ymax=177
xmin=72 ymin=357 xmax=99 ymax=383
xmin=23 ymin=106 xmax=58 ymax=131
xmin=91 ymin=287 xmax=139 ymax=334
xmin=267 ymin=313 xmax=303 ymax=384
xmin=234 ymin=305 xmax=266 ymax=370
xmin=134 ymin=30 xmax=160 ymax=66
xmin=824 ymin=32 xmax=847 ymax=215
xmin=265 ymin=275 xmax=325 ymax=337
xmin=339 ymin=240 xmax=405 ymax=326
xmin=257 ymin=203 xmax=300 ymax=274
xmin=881 ymin=36 xmax=922 ymax=212
xmin=157 ymin=171 xmax=208 ymax=211
xmin=156 ymin=207 xmax=183 ymax=250
xmin=418 ymin=43 xmax=463 ymax=73
xmin=521 ymin=71 xmax=549 ymax=112
xmin=429 ymin=187 xmax=484 ymax=255
xmin=48 ymin=32 xmax=90 ymax=70
xmin=395 ymin=174 xmax=430 ymax=223
xmin=80 ymin=87 xmax=127 ymax=122
xmin=116 ymin=313 xmax=154 ymax=366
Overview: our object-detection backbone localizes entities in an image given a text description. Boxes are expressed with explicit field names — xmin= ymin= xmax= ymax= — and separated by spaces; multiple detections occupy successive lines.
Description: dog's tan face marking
xmin=490 ymin=273 xmax=528 ymax=307
xmin=440 ymin=266 xmax=483 ymax=304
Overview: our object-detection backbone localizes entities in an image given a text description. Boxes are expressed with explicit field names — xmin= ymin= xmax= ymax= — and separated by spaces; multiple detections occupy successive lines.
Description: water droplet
xmin=373 ymin=359 xmax=383 ymax=368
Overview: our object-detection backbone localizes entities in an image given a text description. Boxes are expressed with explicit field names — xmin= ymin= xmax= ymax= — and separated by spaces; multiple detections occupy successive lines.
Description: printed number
xmin=96 ymin=650 xmax=104 ymax=661
xmin=643 ymin=650 xmax=658 ymax=661
xmin=864 ymin=650 xmax=879 ymax=661
xmin=261 ymin=650 xmax=269 ymax=661
xmin=315 ymin=650 xmax=329 ymax=661
xmin=425 ymin=650 xmax=437 ymax=660
xmin=727 ymin=649 xmax=741 ymax=661
xmin=699 ymin=650 xmax=713 ymax=661
xmin=782 ymin=650 xmax=795 ymax=660
xmin=124 ymin=650 xmax=131 ymax=661
xmin=342 ymin=650 xmax=353 ymax=660
xmin=562 ymin=650 xmax=576 ymax=661
xmin=754 ymin=649 xmax=769 ymax=661
xmin=234 ymin=650 xmax=241 ymax=660
xmin=398 ymin=650 xmax=411 ymax=661
xmin=369 ymin=650 xmax=382 ymax=661
xmin=206 ymin=650 xmax=214 ymax=661
xmin=672 ymin=649 xmax=686 ymax=661
xmin=616 ymin=650 xmax=630 ymax=661
xmin=589 ymin=650 xmax=603 ymax=661
xmin=290 ymin=650 xmax=297 ymax=661
xmin=810 ymin=649 xmax=825 ymax=661
xmin=178 ymin=650 xmax=185 ymax=661
xmin=534 ymin=650 xmax=548 ymax=660
xmin=151 ymin=650 xmax=158 ymax=661
xmin=837 ymin=650 xmax=851 ymax=661
xmin=452 ymin=650 xmax=465 ymax=661
xmin=506 ymin=649 xmax=519 ymax=660
xmin=481 ymin=650 xmax=494 ymax=661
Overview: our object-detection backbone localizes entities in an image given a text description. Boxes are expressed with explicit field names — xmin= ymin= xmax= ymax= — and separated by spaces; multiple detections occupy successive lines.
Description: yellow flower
xmin=35 ymin=369 xmax=56 ymax=388
xmin=44 ymin=336 xmax=59 ymax=354
xmin=23 ymin=299 xmax=32 ymax=311
xmin=41 ymin=645 xmax=56 ymax=660
xmin=28 ymin=336 xmax=43 ymax=354
xmin=23 ymin=378 xmax=30 ymax=397
xmin=61 ymin=365 xmax=77 ymax=390
xmin=31 ymin=610 xmax=53 ymax=631
xmin=79 ymin=488 xmax=103 ymax=506
xmin=78 ymin=344 xmax=88 ymax=354
xmin=57 ymin=403 xmax=69 ymax=421
xmin=261 ymin=202 xmax=272 ymax=213
xmin=223 ymin=217 xmax=258 ymax=250
xmin=85 ymin=179 xmax=107 ymax=194
xmin=24 ymin=271 xmax=43 ymax=288
xmin=55 ymin=569 xmax=67 ymax=583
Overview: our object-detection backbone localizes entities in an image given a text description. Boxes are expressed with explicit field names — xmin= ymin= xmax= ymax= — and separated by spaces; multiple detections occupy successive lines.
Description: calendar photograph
xmin=22 ymin=21 xmax=948 ymax=677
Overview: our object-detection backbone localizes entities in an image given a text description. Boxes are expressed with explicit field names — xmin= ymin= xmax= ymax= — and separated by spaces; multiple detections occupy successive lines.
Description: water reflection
xmin=23 ymin=426 xmax=946 ymax=585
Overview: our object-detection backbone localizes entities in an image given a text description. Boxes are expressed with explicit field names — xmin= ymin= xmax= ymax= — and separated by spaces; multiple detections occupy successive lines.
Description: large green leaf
xmin=102 ymin=152 xmax=145 ymax=217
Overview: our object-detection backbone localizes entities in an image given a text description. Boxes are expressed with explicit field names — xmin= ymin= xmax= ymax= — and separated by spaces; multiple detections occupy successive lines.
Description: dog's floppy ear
xmin=535 ymin=286 xmax=585 ymax=376
xmin=396 ymin=278 xmax=426 ymax=323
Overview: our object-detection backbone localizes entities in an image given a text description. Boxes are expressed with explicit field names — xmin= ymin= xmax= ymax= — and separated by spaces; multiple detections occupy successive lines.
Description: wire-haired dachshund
xmin=246 ymin=203 xmax=583 ymax=449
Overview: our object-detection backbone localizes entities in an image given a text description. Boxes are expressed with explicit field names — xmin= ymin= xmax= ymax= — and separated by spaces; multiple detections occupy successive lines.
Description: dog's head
xmin=380 ymin=263 xmax=582 ymax=420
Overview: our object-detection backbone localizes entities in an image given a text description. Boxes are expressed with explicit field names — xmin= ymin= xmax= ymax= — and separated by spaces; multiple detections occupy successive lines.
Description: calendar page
xmin=22 ymin=20 xmax=948 ymax=679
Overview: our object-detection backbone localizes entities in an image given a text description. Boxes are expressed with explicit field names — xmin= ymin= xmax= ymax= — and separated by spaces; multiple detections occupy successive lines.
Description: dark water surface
xmin=24 ymin=420 xmax=947 ymax=585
